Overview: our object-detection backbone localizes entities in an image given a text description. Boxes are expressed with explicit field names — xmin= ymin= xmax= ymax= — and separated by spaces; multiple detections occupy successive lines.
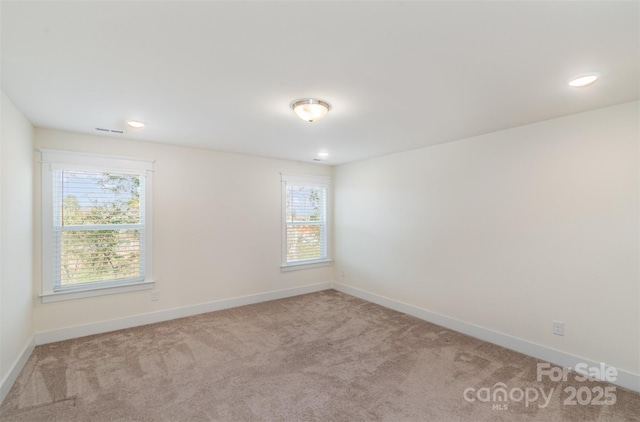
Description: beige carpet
xmin=1 ymin=290 xmax=638 ymax=421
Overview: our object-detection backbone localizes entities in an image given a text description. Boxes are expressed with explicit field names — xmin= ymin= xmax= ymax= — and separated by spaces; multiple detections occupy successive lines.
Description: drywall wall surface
xmin=334 ymin=101 xmax=639 ymax=375
xmin=1 ymin=92 xmax=34 ymax=381
xmin=33 ymin=128 xmax=333 ymax=333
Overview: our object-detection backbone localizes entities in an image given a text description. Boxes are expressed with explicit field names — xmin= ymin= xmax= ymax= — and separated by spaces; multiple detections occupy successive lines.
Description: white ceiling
xmin=1 ymin=1 xmax=638 ymax=165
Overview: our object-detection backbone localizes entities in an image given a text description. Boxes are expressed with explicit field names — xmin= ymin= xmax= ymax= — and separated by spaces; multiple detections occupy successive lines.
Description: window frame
xmin=39 ymin=149 xmax=155 ymax=303
xmin=280 ymin=173 xmax=332 ymax=271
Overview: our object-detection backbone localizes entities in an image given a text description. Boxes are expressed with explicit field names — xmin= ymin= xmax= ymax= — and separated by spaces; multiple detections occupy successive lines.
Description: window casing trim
xmin=39 ymin=149 xmax=155 ymax=302
xmin=279 ymin=259 xmax=333 ymax=272
xmin=40 ymin=280 xmax=155 ymax=303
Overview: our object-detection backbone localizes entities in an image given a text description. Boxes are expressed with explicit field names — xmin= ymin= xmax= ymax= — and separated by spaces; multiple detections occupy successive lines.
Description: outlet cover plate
xmin=553 ymin=321 xmax=564 ymax=336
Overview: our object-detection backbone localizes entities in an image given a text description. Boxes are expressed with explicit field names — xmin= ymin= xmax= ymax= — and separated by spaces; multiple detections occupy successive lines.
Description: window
xmin=40 ymin=150 xmax=154 ymax=302
xmin=281 ymin=173 xmax=331 ymax=269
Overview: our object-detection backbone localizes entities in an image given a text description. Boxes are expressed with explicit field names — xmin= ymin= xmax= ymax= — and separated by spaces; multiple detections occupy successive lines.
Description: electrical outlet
xmin=552 ymin=321 xmax=564 ymax=336
xmin=151 ymin=290 xmax=159 ymax=301
xmin=340 ymin=270 xmax=345 ymax=278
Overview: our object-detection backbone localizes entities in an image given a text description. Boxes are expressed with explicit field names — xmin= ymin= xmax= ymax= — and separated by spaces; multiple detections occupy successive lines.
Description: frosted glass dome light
xmin=291 ymin=99 xmax=331 ymax=122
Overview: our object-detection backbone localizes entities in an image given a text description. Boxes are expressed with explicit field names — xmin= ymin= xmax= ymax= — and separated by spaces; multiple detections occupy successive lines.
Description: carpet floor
xmin=1 ymin=290 xmax=638 ymax=421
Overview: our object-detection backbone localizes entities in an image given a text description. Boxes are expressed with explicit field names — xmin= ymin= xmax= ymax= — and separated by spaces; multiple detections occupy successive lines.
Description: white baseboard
xmin=36 ymin=281 xmax=333 ymax=345
xmin=0 ymin=335 xmax=36 ymax=406
xmin=332 ymin=282 xmax=640 ymax=393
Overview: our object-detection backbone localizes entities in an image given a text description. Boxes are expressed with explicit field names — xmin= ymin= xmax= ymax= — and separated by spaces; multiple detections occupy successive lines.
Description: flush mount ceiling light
xmin=126 ymin=120 xmax=145 ymax=129
xmin=290 ymin=99 xmax=331 ymax=122
xmin=568 ymin=73 xmax=600 ymax=88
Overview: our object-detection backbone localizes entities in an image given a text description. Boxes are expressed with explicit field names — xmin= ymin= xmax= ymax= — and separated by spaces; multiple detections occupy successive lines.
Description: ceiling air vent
xmin=95 ymin=127 xmax=124 ymax=134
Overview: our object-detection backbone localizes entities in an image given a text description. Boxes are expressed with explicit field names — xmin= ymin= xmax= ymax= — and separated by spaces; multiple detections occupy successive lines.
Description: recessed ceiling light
xmin=126 ymin=120 xmax=145 ymax=129
xmin=568 ymin=73 xmax=599 ymax=88
xmin=318 ymin=152 xmax=329 ymax=157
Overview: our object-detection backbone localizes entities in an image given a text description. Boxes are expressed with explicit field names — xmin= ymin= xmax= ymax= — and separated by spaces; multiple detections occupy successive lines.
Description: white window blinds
xmin=281 ymin=174 xmax=330 ymax=266
xmin=53 ymin=170 xmax=145 ymax=289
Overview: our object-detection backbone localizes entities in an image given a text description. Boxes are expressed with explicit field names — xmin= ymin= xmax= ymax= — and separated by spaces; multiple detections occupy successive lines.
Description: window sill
xmin=280 ymin=259 xmax=333 ymax=272
xmin=40 ymin=280 xmax=155 ymax=303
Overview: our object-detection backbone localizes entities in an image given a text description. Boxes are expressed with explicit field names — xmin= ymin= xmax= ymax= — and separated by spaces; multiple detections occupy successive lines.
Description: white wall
xmin=1 ymin=92 xmax=34 ymax=395
xmin=334 ymin=101 xmax=639 ymax=376
xmin=33 ymin=128 xmax=333 ymax=333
